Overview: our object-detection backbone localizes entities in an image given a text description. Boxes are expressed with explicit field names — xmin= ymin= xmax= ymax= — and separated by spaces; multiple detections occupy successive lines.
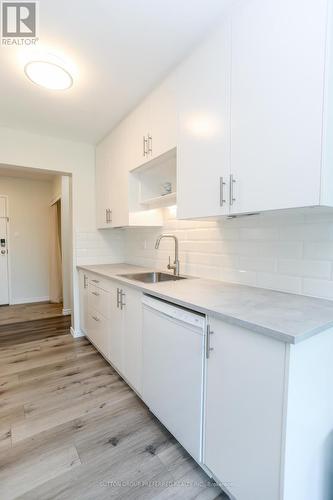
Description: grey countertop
xmin=77 ymin=263 xmax=333 ymax=344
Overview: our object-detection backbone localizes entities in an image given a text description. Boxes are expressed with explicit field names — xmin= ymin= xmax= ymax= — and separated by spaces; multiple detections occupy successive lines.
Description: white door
xmin=177 ymin=21 xmax=231 ymax=219
xmin=0 ymin=196 xmax=9 ymax=305
xmin=229 ymin=0 xmax=327 ymax=214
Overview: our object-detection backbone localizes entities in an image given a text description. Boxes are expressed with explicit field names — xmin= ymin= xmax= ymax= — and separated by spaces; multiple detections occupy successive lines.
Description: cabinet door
xmin=126 ymin=98 xmax=150 ymax=171
xmin=108 ymin=282 xmax=123 ymax=371
xmin=148 ymin=75 xmax=177 ymax=161
xmin=109 ymin=122 xmax=130 ymax=228
xmin=79 ymin=271 xmax=88 ymax=335
xmin=204 ymin=317 xmax=286 ymax=500
xmin=88 ymin=312 xmax=110 ymax=359
xmin=177 ymin=21 xmax=231 ymax=219
xmin=96 ymin=125 xmax=130 ymax=228
xmin=95 ymin=135 xmax=113 ymax=229
xmin=230 ymin=0 xmax=327 ymax=214
xmin=121 ymin=285 xmax=143 ymax=395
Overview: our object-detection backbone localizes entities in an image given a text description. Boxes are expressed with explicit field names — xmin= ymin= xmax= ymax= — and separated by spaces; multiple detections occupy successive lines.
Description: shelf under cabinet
xmin=140 ymin=191 xmax=176 ymax=209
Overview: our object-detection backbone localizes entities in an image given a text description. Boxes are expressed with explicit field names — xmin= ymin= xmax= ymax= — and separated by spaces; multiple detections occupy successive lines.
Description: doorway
xmin=0 ymin=167 xmax=73 ymax=328
xmin=0 ymin=195 xmax=9 ymax=305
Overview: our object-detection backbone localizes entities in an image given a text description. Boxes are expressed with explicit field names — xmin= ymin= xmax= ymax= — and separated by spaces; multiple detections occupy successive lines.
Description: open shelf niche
xmin=129 ymin=148 xmax=177 ymax=215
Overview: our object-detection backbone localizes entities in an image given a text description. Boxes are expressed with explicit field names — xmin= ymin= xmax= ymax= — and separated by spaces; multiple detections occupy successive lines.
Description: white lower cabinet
xmin=121 ymin=285 xmax=143 ymax=395
xmin=87 ymin=310 xmax=110 ymax=360
xmin=78 ymin=270 xmax=89 ymax=335
xmin=204 ymin=316 xmax=287 ymax=500
xmin=108 ymin=281 xmax=123 ymax=371
xmin=79 ymin=272 xmax=331 ymax=500
xmin=83 ymin=273 xmax=143 ymax=396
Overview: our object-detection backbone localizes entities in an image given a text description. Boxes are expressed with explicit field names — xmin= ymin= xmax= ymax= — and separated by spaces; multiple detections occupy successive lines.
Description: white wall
xmin=0 ymin=176 xmax=52 ymax=304
xmin=51 ymin=175 xmax=73 ymax=314
xmin=0 ymin=126 xmax=123 ymax=332
xmin=124 ymin=207 xmax=333 ymax=300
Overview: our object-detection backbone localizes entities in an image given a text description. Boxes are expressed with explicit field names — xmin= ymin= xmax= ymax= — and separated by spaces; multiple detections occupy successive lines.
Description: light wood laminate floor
xmin=0 ymin=302 xmax=64 ymax=326
xmin=0 ymin=316 xmax=227 ymax=500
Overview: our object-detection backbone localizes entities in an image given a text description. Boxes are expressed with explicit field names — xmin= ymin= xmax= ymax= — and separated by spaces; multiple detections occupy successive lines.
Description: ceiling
xmin=0 ymin=0 xmax=231 ymax=144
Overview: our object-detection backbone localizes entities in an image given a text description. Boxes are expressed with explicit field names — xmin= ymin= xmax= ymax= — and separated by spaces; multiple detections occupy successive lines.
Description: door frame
xmin=0 ymin=194 xmax=11 ymax=305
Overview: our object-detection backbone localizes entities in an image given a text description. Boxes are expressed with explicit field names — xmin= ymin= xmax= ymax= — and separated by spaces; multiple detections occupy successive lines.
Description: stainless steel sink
xmin=118 ymin=272 xmax=187 ymax=283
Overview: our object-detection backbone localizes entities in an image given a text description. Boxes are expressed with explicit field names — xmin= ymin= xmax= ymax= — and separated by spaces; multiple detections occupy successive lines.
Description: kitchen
xmin=1 ymin=0 xmax=333 ymax=499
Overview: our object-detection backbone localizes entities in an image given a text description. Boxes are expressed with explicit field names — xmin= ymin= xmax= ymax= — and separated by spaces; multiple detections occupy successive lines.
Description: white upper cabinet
xmin=96 ymin=0 xmax=333 ymax=226
xmin=229 ymin=0 xmax=328 ymax=214
xmin=125 ymin=98 xmax=150 ymax=172
xmin=177 ymin=21 xmax=231 ymax=219
xmin=95 ymin=77 xmax=176 ymax=228
xmin=96 ymin=123 xmax=129 ymax=228
xmin=95 ymin=134 xmax=113 ymax=229
xmin=126 ymin=76 xmax=177 ymax=171
xmin=147 ymin=75 xmax=177 ymax=161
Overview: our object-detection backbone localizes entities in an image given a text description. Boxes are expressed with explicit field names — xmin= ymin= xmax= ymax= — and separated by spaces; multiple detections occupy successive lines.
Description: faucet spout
xmin=154 ymin=234 xmax=180 ymax=276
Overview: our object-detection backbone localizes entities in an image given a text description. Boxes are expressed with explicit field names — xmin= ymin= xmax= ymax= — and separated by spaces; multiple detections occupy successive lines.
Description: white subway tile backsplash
xmin=76 ymin=231 xmax=124 ymax=265
xmin=304 ymin=242 xmax=333 ymax=260
xmin=302 ymin=278 xmax=333 ymax=300
xmin=239 ymin=227 xmax=279 ymax=241
xmin=279 ymin=224 xmax=333 ymax=241
xmin=278 ymin=259 xmax=332 ymax=279
xmin=257 ymin=272 xmax=302 ymax=294
xmin=121 ymin=210 xmax=333 ymax=300
xmin=239 ymin=257 xmax=278 ymax=273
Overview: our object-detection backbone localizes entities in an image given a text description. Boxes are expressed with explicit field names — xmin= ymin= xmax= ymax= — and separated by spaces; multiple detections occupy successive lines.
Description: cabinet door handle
xmin=92 ymin=279 xmax=100 ymax=284
xmin=105 ymin=208 xmax=108 ymax=223
xmin=229 ymin=174 xmax=236 ymax=206
xmin=220 ymin=177 xmax=226 ymax=206
xmin=148 ymin=134 xmax=152 ymax=156
xmin=92 ymin=315 xmax=100 ymax=322
xmin=206 ymin=324 xmax=214 ymax=359
xmin=91 ymin=291 xmax=100 ymax=296
xmin=120 ymin=290 xmax=126 ymax=310
xmin=117 ymin=288 xmax=120 ymax=308
xmin=84 ymin=275 xmax=88 ymax=289
xmin=143 ymin=136 xmax=148 ymax=157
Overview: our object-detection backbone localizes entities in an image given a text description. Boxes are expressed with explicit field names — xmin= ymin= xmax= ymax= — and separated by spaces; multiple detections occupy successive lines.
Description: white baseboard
xmin=62 ymin=308 xmax=72 ymax=316
xmin=10 ymin=296 xmax=50 ymax=305
xmin=70 ymin=326 xmax=85 ymax=338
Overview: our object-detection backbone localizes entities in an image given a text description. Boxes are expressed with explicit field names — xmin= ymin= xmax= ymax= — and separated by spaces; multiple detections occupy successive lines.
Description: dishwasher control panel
xmin=142 ymin=294 xmax=205 ymax=329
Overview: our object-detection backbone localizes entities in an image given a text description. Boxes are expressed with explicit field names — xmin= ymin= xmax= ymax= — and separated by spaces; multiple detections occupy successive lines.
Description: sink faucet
xmin=155 ymin=234 xmax=180 ymax=276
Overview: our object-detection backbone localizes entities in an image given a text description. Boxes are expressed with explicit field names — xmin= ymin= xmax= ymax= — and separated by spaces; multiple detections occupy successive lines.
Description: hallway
xmin=0 ymin=302 xmax=64 ymax=326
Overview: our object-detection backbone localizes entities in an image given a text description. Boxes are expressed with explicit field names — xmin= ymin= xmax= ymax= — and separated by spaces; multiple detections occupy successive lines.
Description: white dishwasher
xmin=142 ymin=294 xmax=206 ymax=463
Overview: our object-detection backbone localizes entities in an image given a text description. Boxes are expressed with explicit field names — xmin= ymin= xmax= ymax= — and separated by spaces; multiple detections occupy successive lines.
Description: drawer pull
xmin=92 ymin=279 xmax=100 ymax=284
xmin=92 ymin=315 xmax=100 ymax=322
xmin=91 ymin=291 xmax=100 ymax=296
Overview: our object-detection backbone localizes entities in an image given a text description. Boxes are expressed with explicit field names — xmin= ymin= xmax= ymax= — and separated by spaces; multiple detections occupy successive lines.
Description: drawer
xmin=88 ymin=273 xmax=113 ymax=292
xmin=88 ymin=284 xmax=111 ymax=318
xmin=87 ymin=309 xmax=110 ymax=359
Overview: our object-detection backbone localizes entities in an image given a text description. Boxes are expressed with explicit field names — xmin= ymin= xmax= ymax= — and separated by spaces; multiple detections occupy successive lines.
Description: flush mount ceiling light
xmin=24 ymin=60 xmax=73 ymax=90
